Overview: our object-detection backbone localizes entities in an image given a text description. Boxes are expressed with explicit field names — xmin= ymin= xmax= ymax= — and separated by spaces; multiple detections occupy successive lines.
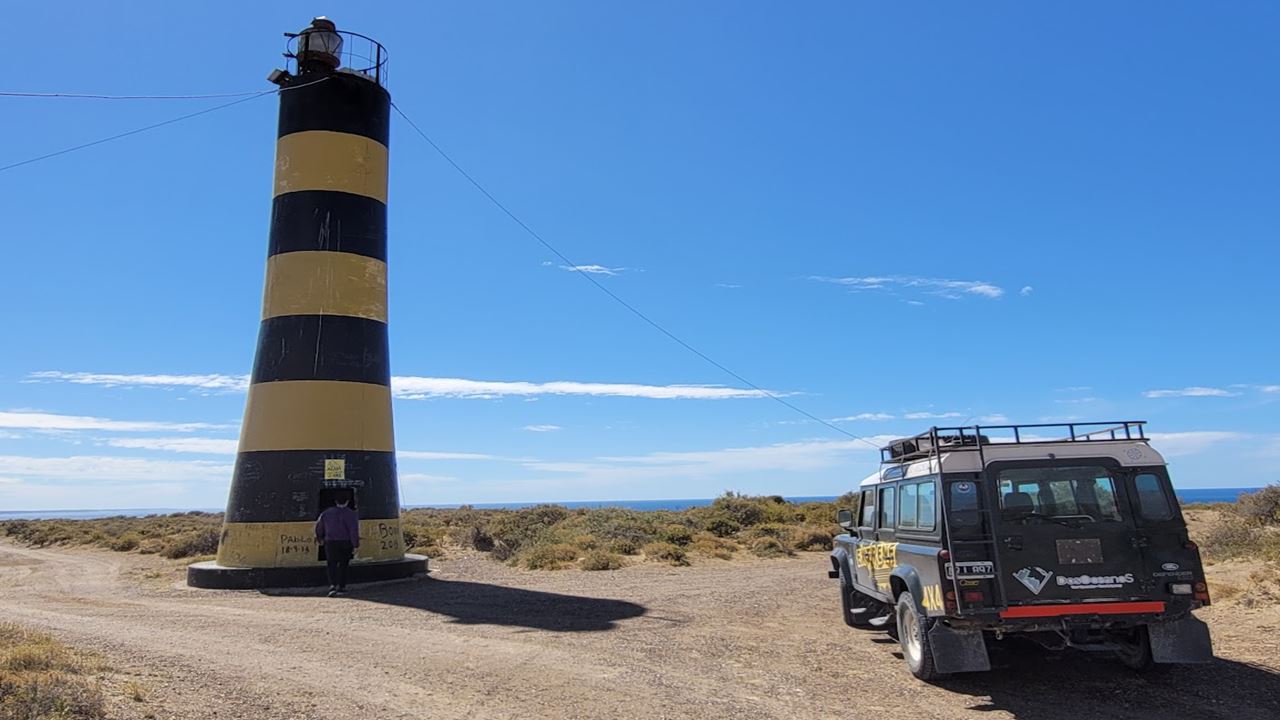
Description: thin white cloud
xmin=398 ymin=450 xmax=508 ymax=461
xmin=392 ymin=377 xmax=780 ymax=401
xmin=1020 ymin=286 xmax=1034 ymax=296
xmin=1147 ymin=431 xmax=1246 ymax=458
xmin=560 ymin=264 xmax=624 ymax=276
xmin=0 ymin=454 xmax=231 ymax=482
xmin=32 ymin=371 xmax=779 ymax=402
xmin=832 ymin=413 xmax=895 ymax=422
xmin=28 ymin=371 xmax=248 ymax=392
xmin=101 ymin=437 xmax=238 ymax=454
xmin=400 ymin=473 xmax=457 ymax=484
xmin=976 ymin=414 xmax=1010 ymax=424
xmin=0 ymin=410 xmax=227 ymax=433
xmin=715 ymin=283 xmax=742 ymax=289
xmin=811 ymin=275 xmax=1005 ymax=300
xmin=1142 ymin=387 xmax=1240 ymax=398
xmin=526 ymin=436 xmax=896 ymax=482
xmin=905 ymin=300 xmax=925 ymax=306
xmin=1261 ymin=385 xmax=1280 ymax=394
xmin=903 ymin=411 xmax=965 ymax=420
xmin=522 ymin=424 xmax=562 ymax=433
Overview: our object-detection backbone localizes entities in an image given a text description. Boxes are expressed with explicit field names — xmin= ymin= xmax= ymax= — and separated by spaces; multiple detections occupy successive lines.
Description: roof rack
xmin=880 ymin=421 xmax=1147 ymax=463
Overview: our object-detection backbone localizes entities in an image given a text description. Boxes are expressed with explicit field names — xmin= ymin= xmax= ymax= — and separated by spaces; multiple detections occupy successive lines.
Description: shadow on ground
xmin=339 ymin=576 xmax=647 ymax=632
xmin=933 ymin=638 xmax=1280 ymax=720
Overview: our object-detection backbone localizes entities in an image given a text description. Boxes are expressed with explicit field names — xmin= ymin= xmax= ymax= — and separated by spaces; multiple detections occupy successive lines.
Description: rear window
xmin=1134 ymin=472 xmax=1174 ymax=520
xmin=997 ymin=466 xmax=1123 ymax=523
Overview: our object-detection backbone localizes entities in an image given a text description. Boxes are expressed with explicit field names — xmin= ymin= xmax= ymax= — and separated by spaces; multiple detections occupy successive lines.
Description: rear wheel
xmin=896 ymin=592 xmax=944 ymax=681
xmin=1116 ymin=626 xmax=1156 ymax=671
xmin=839 ymin=568 xmax=881 ymax=629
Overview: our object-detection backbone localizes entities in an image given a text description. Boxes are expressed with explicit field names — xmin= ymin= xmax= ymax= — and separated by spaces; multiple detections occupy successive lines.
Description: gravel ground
xmin=1 ymin=539 xmax=1277 ymax=720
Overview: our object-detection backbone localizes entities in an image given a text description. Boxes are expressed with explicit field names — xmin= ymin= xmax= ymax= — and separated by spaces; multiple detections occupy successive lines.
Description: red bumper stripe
xmin=999 ymin=601 xmax=1166 ymax=619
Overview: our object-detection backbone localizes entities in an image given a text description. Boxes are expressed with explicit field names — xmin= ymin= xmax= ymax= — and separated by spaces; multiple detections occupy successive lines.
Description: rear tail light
xmin=943 ymin=590 xmax=957 ymax=613
xmin=1169 ymin=583 xmax=1193 ymax=595
xmin=1193 ymin=581 xmax=1211 ymax=605
xmin=939 ymin=549 xmax=951 ymax=561
xmin=962 ymin=590 xmax=984 ymax=603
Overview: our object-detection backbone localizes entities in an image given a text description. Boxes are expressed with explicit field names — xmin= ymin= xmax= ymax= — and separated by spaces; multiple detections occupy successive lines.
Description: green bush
xmin=159 ymin=529 xmax=220 ymax=559
xmin=690 ymin=533 xmax=737 ymax=560
xmin=642 ymin=542 xmax=689 ymax=566
xmin=1236 ymin=485 xmax=1280 ymax=526
xmin=657 ymin=523 xmax=693 ymax=546
xmin=748 ymin=536 xmax=794 ymax=558
xmin=107 ymin=533 xmax=140 ymax=552
xmin=608 ymin=538 xmax=640 ymax=555
xmin=0 ymin=624 xmax=106 ymax=720
xmin=580 ymin=550 xmax=624 ymax=571
xmin=791 ymin=525 xmax=835 ymax=551
xmin=519 ymin=543 xmax=579 ymax=570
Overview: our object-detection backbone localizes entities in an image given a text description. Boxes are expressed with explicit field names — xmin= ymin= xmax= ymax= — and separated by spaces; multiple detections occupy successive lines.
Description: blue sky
xmin=1 ymin=2 xmax=1277 ymax=511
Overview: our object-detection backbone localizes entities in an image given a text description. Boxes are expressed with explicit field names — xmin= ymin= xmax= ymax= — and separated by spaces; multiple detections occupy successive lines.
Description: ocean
xmin=0 ymin=488 xmax=1262 ymax=521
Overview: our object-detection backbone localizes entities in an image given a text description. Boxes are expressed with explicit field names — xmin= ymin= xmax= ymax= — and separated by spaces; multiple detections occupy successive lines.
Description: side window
xmin=918 ymin=481 xmax=937 ymax=531
xmin=1134 ymin=473 xmax=1174 ymax=520
xmin=899 ymin=483 xmax=918 ymax=528
xmin=879 ymin=486 xmax=897 ymax=529
xmin=860 ymin=489 xmax=876 ymax=527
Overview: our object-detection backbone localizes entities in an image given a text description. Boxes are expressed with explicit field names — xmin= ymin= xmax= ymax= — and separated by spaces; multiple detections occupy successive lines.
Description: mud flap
xmin=1149 ymin=615 xmax=1214 ymax=664
xmin=927 ymin=623 xmax=991 ymax=674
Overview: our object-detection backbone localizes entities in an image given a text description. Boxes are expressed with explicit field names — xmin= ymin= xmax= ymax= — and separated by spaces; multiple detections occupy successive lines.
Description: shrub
xmin=159 ymin=529 xmax=220 ymax=559
xmin=488 ymin=505 xmax=570 ymax=553
xmin=490 ymin=540 xmax=515 ymax=562
xmin=580 ymin=550 xmax=624 ymax=571
xmin=696 ymin=512 xmax=741 ymax=538
xmin=570 ymin=534 xmax=600 ymax=550
xmin=608 ymin=538 xmax=640 ymax=555
xmin=748 ymin=536 xmax=794 ymax=558
xmin=519 ymin=543 xmax=579 ymax=570
xmin=107 ymin=533 xmax=140 ymax=552
xmin=690 ymin=533 xmax=737 ymax=560
xmin=1236 ymin=485 xmax=1280 ymax=526
xmin=791 ymin=525 xmax=834 ymax=551
xmin=657 ymin=523 xmax=693 ymax=546
xmin=0 ymin=624 xmax=106 ymax=720
xmin=642 ymin=542 xmax=689 ymax=566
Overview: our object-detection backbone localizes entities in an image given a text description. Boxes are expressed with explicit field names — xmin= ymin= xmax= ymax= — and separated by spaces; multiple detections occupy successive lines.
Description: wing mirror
xmin=836 ymin=508 xmax=855 ymax=531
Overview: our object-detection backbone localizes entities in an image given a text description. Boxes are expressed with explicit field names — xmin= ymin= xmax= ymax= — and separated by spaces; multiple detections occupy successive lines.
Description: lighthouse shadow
xmin=350 ymin=576 xmax=647 ymax=632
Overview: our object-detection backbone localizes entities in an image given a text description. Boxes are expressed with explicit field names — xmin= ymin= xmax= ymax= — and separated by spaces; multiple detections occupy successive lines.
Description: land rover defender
xmin=828 ymin=421 xmax=1213 ymax=680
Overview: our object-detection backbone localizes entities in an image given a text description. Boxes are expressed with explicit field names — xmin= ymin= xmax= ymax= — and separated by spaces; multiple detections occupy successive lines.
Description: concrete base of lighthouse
xmin=186 ymin=554 xmax=428 ymax=590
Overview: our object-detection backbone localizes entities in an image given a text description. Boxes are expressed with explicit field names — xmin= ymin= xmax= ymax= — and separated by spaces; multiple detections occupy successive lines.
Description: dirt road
xmin=1 ymin=540 xmax=1277 ymax=720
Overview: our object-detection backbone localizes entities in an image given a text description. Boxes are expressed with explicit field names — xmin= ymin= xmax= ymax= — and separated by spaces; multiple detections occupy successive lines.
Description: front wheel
xmin=896 ymin=592 xmax=944 ymax=681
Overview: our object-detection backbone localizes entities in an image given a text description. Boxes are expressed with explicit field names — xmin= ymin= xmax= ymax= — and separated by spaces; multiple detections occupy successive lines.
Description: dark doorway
xmin=318 ymin=487 xmax=358 ymax=513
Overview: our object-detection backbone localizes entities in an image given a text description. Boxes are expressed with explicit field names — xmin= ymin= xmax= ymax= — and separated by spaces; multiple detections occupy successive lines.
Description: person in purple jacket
xmin=315 ymin=494 xmax=360 ymax=597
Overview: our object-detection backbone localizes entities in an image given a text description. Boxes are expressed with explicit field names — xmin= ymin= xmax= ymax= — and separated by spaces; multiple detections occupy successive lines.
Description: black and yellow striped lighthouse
xmin=189 ymin=18 xmax=426 ymax=589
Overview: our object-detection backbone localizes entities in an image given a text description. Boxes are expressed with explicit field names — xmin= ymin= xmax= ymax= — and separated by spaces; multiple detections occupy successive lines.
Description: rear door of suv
xmin=989 ymin=460 xmax=1148 ymax=606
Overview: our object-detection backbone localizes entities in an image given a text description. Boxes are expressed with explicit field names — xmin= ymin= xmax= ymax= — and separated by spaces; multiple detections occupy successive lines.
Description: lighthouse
xmin=189 ymin=18 xmax=426 ymax=589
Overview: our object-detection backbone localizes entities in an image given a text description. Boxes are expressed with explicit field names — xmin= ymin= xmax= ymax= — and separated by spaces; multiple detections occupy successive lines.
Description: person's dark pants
xmin=325 ymin=540 xmax=354 ymax=589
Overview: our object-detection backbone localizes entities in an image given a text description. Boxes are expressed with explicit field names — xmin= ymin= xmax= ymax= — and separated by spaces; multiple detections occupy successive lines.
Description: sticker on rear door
xmin=1013 ymin=566 xmax=1053 ymax=595
xmin=1056 ymin=573 xmax=1134 ymax=590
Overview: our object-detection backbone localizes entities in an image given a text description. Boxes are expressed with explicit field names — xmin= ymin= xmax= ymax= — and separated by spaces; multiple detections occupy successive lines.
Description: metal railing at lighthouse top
xmin=283 ymin=29 xmax=389 ymax=88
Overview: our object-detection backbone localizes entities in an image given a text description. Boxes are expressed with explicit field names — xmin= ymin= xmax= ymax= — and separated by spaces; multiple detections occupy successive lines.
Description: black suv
xmin=829 ymin=422 xmax=1213 ymax=680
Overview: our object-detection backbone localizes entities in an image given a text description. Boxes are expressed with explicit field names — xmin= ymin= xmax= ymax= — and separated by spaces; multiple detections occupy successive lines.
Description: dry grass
xmin=0 ymin=624 xmax=106 ymax=720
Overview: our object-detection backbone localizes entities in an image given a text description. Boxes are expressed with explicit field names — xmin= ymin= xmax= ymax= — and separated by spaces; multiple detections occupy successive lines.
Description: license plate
xmin=1057 ymin=538 xmax=1103 ymax=564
